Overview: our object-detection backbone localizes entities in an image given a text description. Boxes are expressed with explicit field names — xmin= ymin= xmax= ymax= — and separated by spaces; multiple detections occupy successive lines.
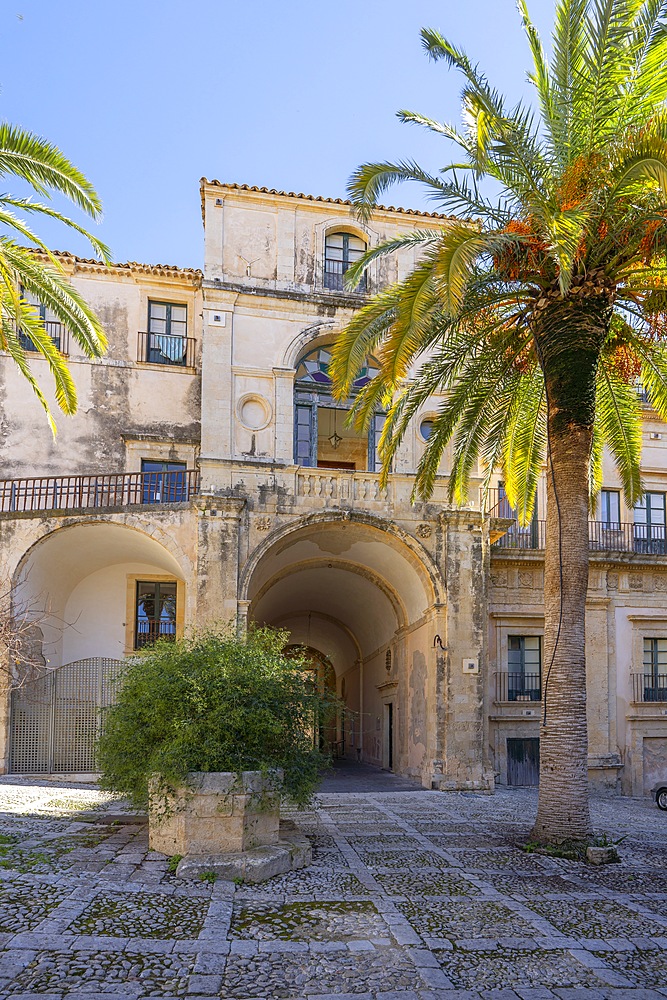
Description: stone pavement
xmin=0 ymin=776 xmax=666 ymax=998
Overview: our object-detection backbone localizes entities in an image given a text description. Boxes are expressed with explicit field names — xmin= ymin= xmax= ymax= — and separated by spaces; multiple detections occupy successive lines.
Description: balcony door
xmin=634 ymin=492 xmax=666 ymax=554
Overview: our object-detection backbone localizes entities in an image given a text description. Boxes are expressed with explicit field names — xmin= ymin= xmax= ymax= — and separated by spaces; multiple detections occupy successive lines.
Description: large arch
xmin=243 ymin=511 xmax=444 ymax=781
xmin=13 ymin=520 xmax=188 ymax=667
xmin=282 ymin=321 xmax=337 ymax=369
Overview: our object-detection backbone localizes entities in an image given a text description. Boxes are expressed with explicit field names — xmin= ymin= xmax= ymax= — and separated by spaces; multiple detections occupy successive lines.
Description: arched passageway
xmin=244 ymin=514 xmax=443 ymax=783
xmin=13 ymin=521 xmax=187 ymax=667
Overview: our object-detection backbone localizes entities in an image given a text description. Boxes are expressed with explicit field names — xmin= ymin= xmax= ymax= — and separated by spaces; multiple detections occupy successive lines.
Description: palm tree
xmin=0 ymin=124 xmax=109 ymax=432
xmin=331 ymin=0 xmax=667 ymax=842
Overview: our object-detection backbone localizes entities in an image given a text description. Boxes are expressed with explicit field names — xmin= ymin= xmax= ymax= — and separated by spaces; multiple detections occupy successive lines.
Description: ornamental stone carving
xmin=256 ymin=516 xmax=272 ymax=531
xmin=416 ymin=523 xmax=432 ymax=538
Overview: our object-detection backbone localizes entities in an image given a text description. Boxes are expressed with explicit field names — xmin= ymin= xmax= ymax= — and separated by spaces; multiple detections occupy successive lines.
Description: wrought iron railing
xmin=18 ymin=321 xmax=69 ymax=356
xmin=492 ymin=513 xmax=667 ymax=555
xmin=495 ymin=671 xmax=542 ymax=703
xmin=0 ymin=469 xmax=199 ymax=513
xmin=493 ymin=520 xmax=547 ymax=550
xmin=323 ymin=259 xmax=367 ymax=293
xmin=137 ymin=331 xmax=196 ymax=368
xmin=631 ymin=673 xmax=667 ymax=703
xmin=135 ymin=622 xmax=177 ymax=649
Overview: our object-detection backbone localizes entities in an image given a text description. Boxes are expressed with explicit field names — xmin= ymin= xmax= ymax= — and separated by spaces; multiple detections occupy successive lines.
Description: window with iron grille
xmin=135 ymin=581 xmax=177 ymax=649
xmin=323 ymin=232 xmax=367 ymax=292
xmin=507 ymin=636 xmax=541 ymax=701
xmin=146 ymin=301 xmax=188 ymax=365
xmin=643 ymin=638 xmax=667 ymax=702
xmin=17 ymin=292 xmax=65 ymax=353
xmin=634 ymin=491 xmax=666 ymax=554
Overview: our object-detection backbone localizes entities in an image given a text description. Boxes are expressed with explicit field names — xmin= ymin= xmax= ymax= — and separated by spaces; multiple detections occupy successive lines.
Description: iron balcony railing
xmin=323 ymin=259 xmax=367 ymax=293
xmin=0 ymin=469 xmax=199 ymax=514
xmin=495 ymin=671 xmax=542 ymax=703
xmin=631 ymin=673 xmax=667 ymax=703
xmin=134 ymin=621 xmax=177 ymax=650
xmin=137 ymin=331 xmax=196 ymax=368
xmin=493 ymin=518 xmax=667 ymax=554
xmin=18 ymin=322 xmax=69 ymax=356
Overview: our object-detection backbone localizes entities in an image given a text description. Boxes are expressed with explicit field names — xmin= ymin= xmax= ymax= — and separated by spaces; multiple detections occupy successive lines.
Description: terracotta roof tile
xmin=200 ymin=178 xmax=453 ymax=222
xmin=43 ymin=250 xmax=202 ymax=282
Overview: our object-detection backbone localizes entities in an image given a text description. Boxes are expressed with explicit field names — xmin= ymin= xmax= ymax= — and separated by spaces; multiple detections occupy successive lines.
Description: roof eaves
xmin=199 ymin=178 xmax=454 ymax=222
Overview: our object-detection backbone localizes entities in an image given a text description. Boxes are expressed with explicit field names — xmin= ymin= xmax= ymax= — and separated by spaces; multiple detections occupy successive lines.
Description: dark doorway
xmin=507 ymin=737 xmax=540 ymax=786
xmin=386 ymin=703 xmax=394 ymax=771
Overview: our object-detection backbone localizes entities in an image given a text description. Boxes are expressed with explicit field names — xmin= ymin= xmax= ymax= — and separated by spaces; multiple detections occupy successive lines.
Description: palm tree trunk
xmin=531 ymin=299 xmax=609 ymax=842
xmin=532 ymin=421 xmax=593 ymax=841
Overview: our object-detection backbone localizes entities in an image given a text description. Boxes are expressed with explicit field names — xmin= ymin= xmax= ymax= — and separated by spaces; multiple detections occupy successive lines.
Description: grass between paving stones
xmin=68 ymin=890 xmax=209 ymax=939
xmin=434 ymin=947 xmax=611 ymax=990
xmin=221 ymin=948 xmax=423 ymax=999
xmin=5 ymin=949 xmax=195 ymax=996
xmin=235 ymin=869 xmax=373 ymax=897
xmin=0 ymin=829 xmax=112 ymax=874
xmin=374 ymin=870 xmax=480 ymax=897
xmin=230 ymin=900 xmax=387 ymax=941
xmin=354 ymin=848 xmax=451 ymax=868
xmin=0 ymin=883 xmax=67 ymax=933
xmin=528 ymin=898 xmax=667 ymax=939
xmin=599 ymin=947 xmax=667 ymax=988
xmin=398 ymin=898 xmax=538 ymax=940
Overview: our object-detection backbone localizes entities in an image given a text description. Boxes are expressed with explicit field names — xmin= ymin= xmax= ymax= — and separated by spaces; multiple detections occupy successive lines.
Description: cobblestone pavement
xmin=0 ymin=777 xmax=667 ymax=998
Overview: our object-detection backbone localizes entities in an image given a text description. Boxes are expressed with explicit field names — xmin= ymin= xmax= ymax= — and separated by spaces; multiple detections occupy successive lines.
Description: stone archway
xmin=12 ymin=520 xmax=187 ymax=669
xmin=243 ymin=511 xmax=444 ymax=785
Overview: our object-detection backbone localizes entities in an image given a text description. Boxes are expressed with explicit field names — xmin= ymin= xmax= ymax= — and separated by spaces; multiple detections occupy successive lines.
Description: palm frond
xmin=502 ymin=369 xmax=547 ymax=524
xmin=596 ymin=361 xmax=643 ymax=503
xmin=0 ymin=123 xmax=102 ymax=218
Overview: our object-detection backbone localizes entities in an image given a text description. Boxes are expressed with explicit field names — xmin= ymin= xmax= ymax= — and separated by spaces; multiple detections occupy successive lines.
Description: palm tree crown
xmin=0 ymin=124 xmax=108 ymax=432
xmin=331 ymin=0 xmax=667 ymax=842
xmin=332 ymin=0 xmax=667 ymax=523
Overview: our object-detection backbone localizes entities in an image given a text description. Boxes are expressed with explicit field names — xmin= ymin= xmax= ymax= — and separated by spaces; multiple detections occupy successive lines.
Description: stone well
xmin=148 ymin=769 xmax=282 ymax=856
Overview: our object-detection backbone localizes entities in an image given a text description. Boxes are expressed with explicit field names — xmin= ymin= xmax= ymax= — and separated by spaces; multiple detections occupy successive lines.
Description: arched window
xmin=324 ymin=231 xmax=367 ymax=292
xmin=295 ymin=345 xmax=378 ymax=391
xmin=294 ymin=343 xmax=384 ymax=471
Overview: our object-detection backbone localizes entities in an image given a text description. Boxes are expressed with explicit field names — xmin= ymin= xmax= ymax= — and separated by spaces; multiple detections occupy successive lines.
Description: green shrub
xmin=97 ymin=625 xmax=334 ymax=808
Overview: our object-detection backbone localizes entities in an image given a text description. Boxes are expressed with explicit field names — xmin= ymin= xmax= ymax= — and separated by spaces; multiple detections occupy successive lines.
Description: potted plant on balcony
xmin=97 ymin=625 xmax=334 ymax=878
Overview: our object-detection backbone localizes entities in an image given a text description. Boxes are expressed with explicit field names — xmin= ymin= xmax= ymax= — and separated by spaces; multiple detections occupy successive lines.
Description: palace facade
xmin=1 ymin=180 xmax=666 ymax=795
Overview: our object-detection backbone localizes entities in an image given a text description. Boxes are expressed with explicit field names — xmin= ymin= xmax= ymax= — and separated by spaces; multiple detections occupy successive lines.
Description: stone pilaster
xmin=195 ymin=497 xmax=246 ymax=627
xmin=433 ymin=509 xmax=494 ymax=791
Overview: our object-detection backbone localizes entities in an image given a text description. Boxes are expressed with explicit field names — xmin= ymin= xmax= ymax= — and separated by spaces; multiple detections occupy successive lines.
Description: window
xmin=140 ymin=460 xmax=188 ymax=503
xmin=294 ymin=345 xmax=383 ymax=471
xmin=324 ymin=232 xmax=367 ymax=292
xmin=135 ymin=581 xmax=177 ymax=649
xmin=634 ymin=491 xmax=666 ymax=554
xmin=17 ymin=293 xmax=66 ymax=354
xmin=145 ymin=301 xmax=188 ymax=366
xmin=507 ymin=636 xmax=541 ymax=701
xmin=419 ymin=418 xmax=434 ymax=442
xmin=295 ymin=346 xmax=378 ymax=391
xmin=497 ymin=483 xmax=539 ymax=548
xmin=643 ymin=638 xmax=667 ymax=702
xmin=600 ymin=489 xmax=621 ymax=529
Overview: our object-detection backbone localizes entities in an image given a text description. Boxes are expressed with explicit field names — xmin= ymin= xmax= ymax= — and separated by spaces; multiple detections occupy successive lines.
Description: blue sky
xmin=2 ymin=1 xmax=555 ymax=268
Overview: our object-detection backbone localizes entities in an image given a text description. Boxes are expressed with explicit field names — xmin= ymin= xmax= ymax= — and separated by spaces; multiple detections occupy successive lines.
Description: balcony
xmin=323 ymin=260 xmax=366 ymax=293
xmin=493 ymin=519 xmax=667 ymax=554
xmin=495 ymin=671 xmax=542 ymax=703
xmin=137 ymin=331 xmax=196 ymax=368
xmin=0 ymin=469 xmax=199 ymax=514
xmin=631 ymin=673 xmax=667 ymax=704
xmin=18 ymin=321 xmax=69 ymax=356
